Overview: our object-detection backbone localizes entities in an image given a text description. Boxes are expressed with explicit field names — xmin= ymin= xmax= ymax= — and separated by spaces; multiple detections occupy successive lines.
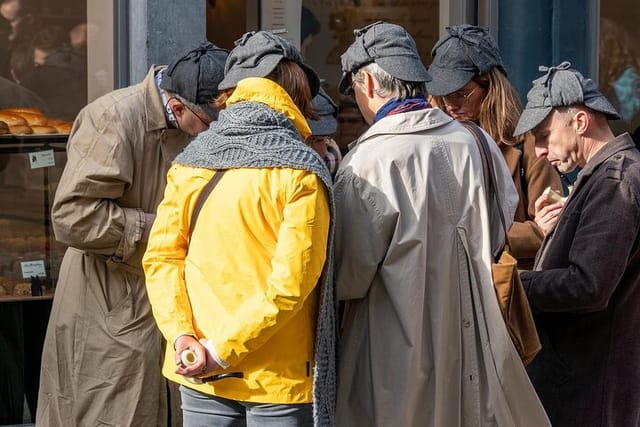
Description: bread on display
xmin=0 ymin=108 xmax=74 ymax=135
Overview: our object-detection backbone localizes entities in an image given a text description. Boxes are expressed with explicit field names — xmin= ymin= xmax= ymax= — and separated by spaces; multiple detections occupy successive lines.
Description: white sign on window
xmin=21 ymin=260 xmax=47 ymax=278
xmin=29 ymin=149 xmax=56 ymax=169
xmin=260 ymin=0 xmax=302 ymax=50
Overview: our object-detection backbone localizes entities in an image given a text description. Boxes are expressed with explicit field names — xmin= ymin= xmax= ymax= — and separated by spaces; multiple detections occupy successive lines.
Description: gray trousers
xmin=180 ymin=385 xmax=313 ymax=427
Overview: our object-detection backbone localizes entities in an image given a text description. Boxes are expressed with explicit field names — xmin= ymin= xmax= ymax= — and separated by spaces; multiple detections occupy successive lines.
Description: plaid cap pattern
xmin=514 ymin=61 xmax=620 ymax=135
xmin=338 ymin=21 xmax=431 ymax=94
xmin=218 ymin=30 xmax=320 ymax=96
xmin=426 ymin=24 xmax=505 ymax=96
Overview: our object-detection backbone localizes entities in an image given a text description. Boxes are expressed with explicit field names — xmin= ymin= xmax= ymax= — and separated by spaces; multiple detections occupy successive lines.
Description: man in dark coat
xmin=515 ymin=61 xmax=640 ymax=427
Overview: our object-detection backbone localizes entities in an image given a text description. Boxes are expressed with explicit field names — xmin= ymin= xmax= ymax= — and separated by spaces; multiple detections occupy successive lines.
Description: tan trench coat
xmin=334 ymin=108 xmax=550 ymax=426
xmin=36 ymin=66 xmax=189 ymax=426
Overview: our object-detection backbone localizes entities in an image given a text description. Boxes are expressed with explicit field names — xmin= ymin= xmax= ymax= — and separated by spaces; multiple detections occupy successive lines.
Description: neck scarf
xmin=373 ymin=95 xmax=430 ymax=123
xmin=226 ymin=77 xmax=312 ymax=140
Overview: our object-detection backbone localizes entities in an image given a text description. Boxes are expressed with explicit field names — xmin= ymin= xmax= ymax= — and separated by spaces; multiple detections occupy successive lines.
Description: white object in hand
xmin=543 ymin=186 xmax=566 ymax=203
xmin=181 ymin=349 xmax=197 ymax=366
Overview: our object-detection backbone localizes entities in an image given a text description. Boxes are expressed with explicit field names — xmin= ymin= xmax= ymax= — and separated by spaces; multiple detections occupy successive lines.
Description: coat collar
xmin=575 ymin=132 xmax=636 ymax=185
xmin=348 ymin=107 xmax=454 ymax=151
xmin=143 ymin=65 xmax=171 ymax=132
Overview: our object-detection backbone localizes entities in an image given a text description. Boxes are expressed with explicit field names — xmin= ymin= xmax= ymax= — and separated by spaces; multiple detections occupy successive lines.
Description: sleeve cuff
xmin=200 ymin=338 xmax=229 ymax=369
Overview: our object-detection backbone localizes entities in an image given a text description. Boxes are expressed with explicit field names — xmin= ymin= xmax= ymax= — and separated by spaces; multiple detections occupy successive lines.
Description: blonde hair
xmin=429 ymin=68 xmax=523 ymax=145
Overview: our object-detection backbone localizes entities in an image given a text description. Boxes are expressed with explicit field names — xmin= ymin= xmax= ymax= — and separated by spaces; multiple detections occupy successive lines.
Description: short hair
xmin=165 ymin=91 xmax=211 ymax=118
xmin=354 ymin=62 xmax=426 ymax=100
xmin=214 ymin=60 xmax=317 ymax=120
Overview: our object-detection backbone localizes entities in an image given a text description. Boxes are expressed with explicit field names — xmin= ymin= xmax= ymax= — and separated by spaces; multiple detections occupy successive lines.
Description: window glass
xmin=599 ymin=2 xmax=640 ymax=143
xmin=207 ymin=0 xmax=441 ymax=152
xmin=1 ymin=0 xmax=88 ymax=123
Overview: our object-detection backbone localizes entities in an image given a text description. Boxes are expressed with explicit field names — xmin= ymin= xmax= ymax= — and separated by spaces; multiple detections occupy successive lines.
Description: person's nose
xmin=534 ymin=144 xmax=548 ymax=159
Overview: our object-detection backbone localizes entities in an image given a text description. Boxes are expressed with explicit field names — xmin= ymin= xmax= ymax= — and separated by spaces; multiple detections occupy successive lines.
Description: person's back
xmin=334 ymin=21 xmax=549 ymax=426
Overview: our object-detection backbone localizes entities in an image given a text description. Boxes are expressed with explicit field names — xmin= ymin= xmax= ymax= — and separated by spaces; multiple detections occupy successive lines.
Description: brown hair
xmin=476 ymin=68 xmax=523 ymax=145
xmin=430 ymin=68 xmax=523 ymax=145
xmin=214 ymin=60 xmax=317 ymax=120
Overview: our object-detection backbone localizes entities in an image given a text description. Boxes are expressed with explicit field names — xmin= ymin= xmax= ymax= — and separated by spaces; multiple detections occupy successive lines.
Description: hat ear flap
xmin=550 ymin=71 xmax=584 ymax=106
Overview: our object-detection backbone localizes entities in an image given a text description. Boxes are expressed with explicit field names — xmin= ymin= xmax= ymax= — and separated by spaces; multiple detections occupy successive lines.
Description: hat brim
xmin=338 ymin=71 xmax=353 ymax=95
xmin=376 ymin=56 xmax=432 ymax=84
xmin=425 ymin=65 xmax=475 ymax=96
xmin=219 ymin=54 xmax=319 ymax=97
xmin=199 ymin=103 xmax=219 ymax=121
xmin=338 ymin=56 xmax=430 ymax=95
xmin=514 ymin=106 xmax=552 ymax=136
xmin=309 ymin=116 xmax=338 ymax=136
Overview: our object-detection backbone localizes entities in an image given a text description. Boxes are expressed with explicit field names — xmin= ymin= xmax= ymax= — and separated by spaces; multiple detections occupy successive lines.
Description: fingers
xmin=173 ymin=338 xmax=208 ymax=376
xmin=534 ymin=203 xmax=563 ymax=235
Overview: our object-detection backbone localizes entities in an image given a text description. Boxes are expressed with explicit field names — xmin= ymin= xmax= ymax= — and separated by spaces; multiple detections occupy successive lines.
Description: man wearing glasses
xmin=333 ymin=21 xmax=548 ymax=426
xmin=36 ymin=42 xmax=228 ymax=427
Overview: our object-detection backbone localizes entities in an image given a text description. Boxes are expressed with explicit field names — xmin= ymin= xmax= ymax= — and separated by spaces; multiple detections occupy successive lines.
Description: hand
xmin=534 ymin=194 xmax=564 ymax=235
xmin=173 ymin=335 xmax=210 ymax=378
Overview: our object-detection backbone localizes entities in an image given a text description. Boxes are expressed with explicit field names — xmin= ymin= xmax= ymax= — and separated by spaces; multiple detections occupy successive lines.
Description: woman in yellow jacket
xmin=143 ymin=31 xmax=336 ymax=427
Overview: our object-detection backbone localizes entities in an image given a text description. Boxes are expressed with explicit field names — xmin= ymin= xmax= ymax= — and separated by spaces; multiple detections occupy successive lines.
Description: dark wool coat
xmin=521 ymin=133 xmax=640 ymax=427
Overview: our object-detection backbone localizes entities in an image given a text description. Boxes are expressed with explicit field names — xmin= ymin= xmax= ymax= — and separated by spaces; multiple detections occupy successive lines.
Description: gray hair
xmin=353 ymin=62 xmax=426 ymax=99
xmin=165 ymin=91 xmax=208 ymax=116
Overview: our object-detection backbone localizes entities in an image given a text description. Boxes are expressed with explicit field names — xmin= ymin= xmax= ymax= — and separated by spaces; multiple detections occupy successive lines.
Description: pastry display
xmin=8 ymin=125 xmax=33 ymax=134
xmin=31 ymin=125 xmax=58 ymax=134
xmin=0 ymin=111 xmax=28 ymax=126
xmin=0 ymin=108 xmax=73 ymax=135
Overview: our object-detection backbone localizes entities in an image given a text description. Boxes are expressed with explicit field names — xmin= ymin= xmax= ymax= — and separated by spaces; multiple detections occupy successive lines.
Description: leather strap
xmin=461 ymin=121 xmax=511 ymax=248
xmin=189 ymin=170 xmax=226 ymax=237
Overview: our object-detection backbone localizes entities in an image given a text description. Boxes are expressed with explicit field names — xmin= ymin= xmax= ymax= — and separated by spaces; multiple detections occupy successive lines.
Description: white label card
xmin=29 ymin=149 xmax=56 ymax=169
xmin=21 ymin=260 xmax=47 ymax=278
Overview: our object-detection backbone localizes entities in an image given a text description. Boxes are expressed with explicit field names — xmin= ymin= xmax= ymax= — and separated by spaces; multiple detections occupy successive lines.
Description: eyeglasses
xmin=442 ymin=86 xmax=479 ymax=105
xmin=165 ymin=97 xmax=213 ymax=128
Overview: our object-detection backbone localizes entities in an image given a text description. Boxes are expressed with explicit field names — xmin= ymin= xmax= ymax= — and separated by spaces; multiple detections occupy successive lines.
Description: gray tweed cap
xmin=309 ymin=87 xmax=338 ymax=136
xmin=218 ymin=30 xmax=320 ymax=97
xmin=514 ymin=61 xmax=620 ymax=136
xmin=338 ymin=21 xmax=431 ymax=94
xmin=426 ymin=24 xmax=505 ymax=96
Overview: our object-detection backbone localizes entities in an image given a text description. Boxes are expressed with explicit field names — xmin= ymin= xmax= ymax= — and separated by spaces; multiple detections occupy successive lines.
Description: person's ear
xmin=361 ymin=71 xmax=376 ymax=98
xmin=167 ymin=98 xmax=186 ymax=119
xmin=573 ymin=109 xmax=589 ymax=135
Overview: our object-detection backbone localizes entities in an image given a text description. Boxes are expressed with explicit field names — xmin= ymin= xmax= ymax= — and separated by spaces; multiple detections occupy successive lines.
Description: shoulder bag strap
xmin=461 ymin=121 xmax=511 ymax=248
xmin=188 ymin=170 xmax=226 ymax=237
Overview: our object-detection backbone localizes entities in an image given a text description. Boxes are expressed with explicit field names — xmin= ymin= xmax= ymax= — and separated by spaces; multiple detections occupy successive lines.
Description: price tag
xmin=29 ymin=149 xmax=56 ymax=169
xmin=20 ymin=260 xmax=46 ymax=278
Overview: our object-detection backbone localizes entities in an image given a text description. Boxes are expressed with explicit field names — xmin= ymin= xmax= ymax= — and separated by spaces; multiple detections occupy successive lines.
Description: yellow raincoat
xmin=143 ymin=78 xmax=330 ymax=404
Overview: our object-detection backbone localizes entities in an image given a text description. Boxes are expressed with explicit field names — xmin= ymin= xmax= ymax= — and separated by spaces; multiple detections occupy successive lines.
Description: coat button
xmin=463 ymin=319 xmax=471 ymax=328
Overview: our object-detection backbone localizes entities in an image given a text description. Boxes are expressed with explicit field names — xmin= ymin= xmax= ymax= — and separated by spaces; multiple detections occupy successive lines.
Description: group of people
xmin=33 ymin=18 xmax=640 ymax=427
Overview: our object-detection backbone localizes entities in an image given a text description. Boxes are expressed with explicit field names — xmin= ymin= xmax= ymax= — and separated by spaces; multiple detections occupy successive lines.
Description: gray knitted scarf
xmin=175 ymin=100 xmax=337 ymax=426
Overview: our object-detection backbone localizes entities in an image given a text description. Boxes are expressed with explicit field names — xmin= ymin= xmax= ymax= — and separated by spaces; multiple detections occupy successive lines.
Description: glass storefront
xmin=207 ymin=0 xmax=441 ymax=151
xmin=600 ymin=0 xmax=640 ymax=142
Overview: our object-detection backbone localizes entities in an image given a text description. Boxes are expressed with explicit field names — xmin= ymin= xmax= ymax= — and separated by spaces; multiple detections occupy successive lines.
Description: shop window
xmin=0 ymin=0 xmax=88 ymax=123
xmin=599 ymin=2 xmax=640 ymax=144
xmin=207 ymin=0 xmax=441 ymax=152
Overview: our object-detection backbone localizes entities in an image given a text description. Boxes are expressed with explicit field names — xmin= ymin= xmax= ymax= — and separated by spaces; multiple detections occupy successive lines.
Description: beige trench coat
xmin=36 ymin=66 xmax=189 ymax=426
xmin=334 ymin=108 xmax=550 ymax=426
